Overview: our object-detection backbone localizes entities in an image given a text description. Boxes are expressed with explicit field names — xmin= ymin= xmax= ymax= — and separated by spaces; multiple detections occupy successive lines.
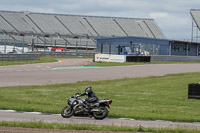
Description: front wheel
xmin=93 ymin=106 xmax=108 ymax=120
xmin=61 ymin=105 xmax=74 ymax=118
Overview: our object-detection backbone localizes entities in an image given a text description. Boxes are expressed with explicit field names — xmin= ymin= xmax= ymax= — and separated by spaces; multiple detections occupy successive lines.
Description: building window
xmin=183 ymin=47 xmax=187 ymax=52
xmin=188 ymin=48 xmax=190 ymax=52
xmin=172 ymin=46 xmax=176 ymax=51
xmin=173 ymin=46 xmax=179 ymax=52
xmin=120 ymin=48 xmax=122 ymax=52
xmin=176 ymin=46 xmax=179 ymax=51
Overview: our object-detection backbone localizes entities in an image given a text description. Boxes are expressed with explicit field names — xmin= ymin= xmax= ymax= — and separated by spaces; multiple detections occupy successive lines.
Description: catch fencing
xmin=0 ymin=52 xmax=95 ymax=61
xmin=150 ymin=55 xmax=200 ymax=62
xmin=29 ymin=52 xmax=95 ymax=57
xmin=0 ymin=54 xmax=39 ymax=61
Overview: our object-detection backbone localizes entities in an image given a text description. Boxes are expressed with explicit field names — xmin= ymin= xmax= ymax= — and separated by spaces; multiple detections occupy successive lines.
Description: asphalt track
xmin=1 ymin=59 xmax=200 ymax=130
xmin=1 ymin=110 xmax=200 ymax=129
xmin=0 ymin=59 xmax=200 ymax=87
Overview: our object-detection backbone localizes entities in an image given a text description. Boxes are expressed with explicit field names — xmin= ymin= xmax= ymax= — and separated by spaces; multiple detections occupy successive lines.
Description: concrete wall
xmin=151 ymin=55 xmax=200 ymax=62
xmin=0 ymin=54 xmax=39 ymax=61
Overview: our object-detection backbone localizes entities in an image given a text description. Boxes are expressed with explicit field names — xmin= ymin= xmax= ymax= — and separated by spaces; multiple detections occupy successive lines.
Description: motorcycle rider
xmin=77 ymin=87 xmax=98 ymax=108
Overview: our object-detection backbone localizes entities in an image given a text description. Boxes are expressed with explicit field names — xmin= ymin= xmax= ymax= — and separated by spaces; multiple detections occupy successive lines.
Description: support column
xmin=76 ymin=41 xmax=78 ymax=53
xmin=54 ymin=40 xmax=57 ymax=52
xmin=32 ymin=39 xmax=34 ymax=51
xmin=4 ymin=41 xmax=6 ymax=54
xmin=44 ymin=38 xmax=46 ymax=52
xmin=109 ymin=43 xmax=111 ymax=54
xmin=191 ymin=18 xmax=194 ymax=42
xmin=169 ymin=41 xmax=172 ymax=56
xmin=86 ymin=41 xmax=88 ymax=52
xmin=22 ymin=36 xmax=24 ymax=53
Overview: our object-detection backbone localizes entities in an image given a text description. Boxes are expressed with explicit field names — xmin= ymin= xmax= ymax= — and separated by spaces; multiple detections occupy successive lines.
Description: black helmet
xmin=85 ymin=87 xmax=92 ymax=94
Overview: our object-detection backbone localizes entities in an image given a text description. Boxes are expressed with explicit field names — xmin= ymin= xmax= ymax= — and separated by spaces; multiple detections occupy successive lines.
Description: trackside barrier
xmin=150 ymin=55 xmax=200 ymax=62
xmin=95 ymin=54 xmax=200 ymax=62
xmin=126 ymin=55 xmax=200 ymax=62
xmin=0 ymin=54 xmax=39 ymax=61
xmin=28 ymin=52 xmax=95 ymax=57
xmin=188 ymin=83 xmax=200 ymax=99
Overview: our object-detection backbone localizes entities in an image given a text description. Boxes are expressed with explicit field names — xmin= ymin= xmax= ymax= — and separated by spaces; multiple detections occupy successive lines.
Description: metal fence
xmin=0 ymin=51 xmax=95 ymax=61
xmin=151 ymin=55 xmax=200 ymax=62
xmin=0 ymin=54 xmax=39 ymax=61
xmin=0 ymin=35 xmax=97 ymax=54
xmin=125 ymin=55 xmax=200 ymax=62
xmin=28 ymin=51 xmax=95 ymax=57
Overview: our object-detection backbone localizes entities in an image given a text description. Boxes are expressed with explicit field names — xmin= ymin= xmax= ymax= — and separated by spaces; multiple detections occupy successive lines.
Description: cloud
xmin=149 ymin=12 xmax=169 ymax=18
xmin=0 ymin=0 xmax=199 ymax=40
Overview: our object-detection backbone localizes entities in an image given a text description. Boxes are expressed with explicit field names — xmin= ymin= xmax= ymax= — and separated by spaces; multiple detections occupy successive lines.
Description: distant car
xmin=51 ymin=47 xmax=66 ymax=52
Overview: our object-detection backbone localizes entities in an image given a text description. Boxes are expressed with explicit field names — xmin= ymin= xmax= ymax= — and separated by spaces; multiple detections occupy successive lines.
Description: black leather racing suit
xmin=80 ymin=91 xmax=98 ymax=106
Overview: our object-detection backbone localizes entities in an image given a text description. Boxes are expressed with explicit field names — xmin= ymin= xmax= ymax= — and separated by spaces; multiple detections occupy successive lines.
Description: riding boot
xmin=84 ymin=101 xmax=91 ymax=109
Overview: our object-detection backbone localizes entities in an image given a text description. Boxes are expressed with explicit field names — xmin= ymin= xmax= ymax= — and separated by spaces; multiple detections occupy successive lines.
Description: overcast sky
xmin=1 ymin=0 xmax=200 ymax=40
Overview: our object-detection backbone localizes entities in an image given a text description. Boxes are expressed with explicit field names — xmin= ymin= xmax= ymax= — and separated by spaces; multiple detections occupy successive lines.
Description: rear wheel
xmin=61 ymin=105 xmax=74 ymax=118
xmin=93 ymin=106 xmax=108 ymax=120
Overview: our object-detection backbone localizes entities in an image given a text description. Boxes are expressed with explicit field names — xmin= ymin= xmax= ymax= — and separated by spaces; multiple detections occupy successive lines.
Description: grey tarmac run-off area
xmin=0 ymin=126 xmax=143 ymax=133
xmin=0 ymin=111 xmax=200 ymax=129
xmin=0 ymin=59 xmax=200 ymax=87
xmin=1 ymin=59 xmax=200 ymax=132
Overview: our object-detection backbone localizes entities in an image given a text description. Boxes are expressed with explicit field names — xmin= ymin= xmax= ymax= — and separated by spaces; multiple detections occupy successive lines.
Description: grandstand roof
xmin=0 ymin=10 xmax=165 ymax=39
xmin=190 ymin=9 xmax=200 ymax=30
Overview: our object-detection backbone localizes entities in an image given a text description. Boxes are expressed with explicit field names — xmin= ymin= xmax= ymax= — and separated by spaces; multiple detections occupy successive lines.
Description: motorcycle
xmin=61 ymin=93 xmax=112 ymax=120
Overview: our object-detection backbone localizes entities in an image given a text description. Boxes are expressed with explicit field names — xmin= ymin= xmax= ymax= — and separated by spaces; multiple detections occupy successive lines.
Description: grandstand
xmin=191 ymin=9 xmax=200 ymax=42
xmin=0 ymin=10 xmax=165 ymax=52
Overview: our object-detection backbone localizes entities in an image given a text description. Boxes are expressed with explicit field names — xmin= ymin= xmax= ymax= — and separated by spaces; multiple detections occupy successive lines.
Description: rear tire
xmin=93 ymin=106 xmax=108 ymax=120
xmin=61 ymin=105 xmax=74 ymax=118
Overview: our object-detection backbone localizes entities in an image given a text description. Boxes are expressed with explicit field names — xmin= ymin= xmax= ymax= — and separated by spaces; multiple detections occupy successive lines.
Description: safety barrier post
xmin=38 ymin=53 xmax=40 ymax=61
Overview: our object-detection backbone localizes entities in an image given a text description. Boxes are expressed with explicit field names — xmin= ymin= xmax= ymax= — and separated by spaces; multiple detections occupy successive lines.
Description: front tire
xmin=61 ymin=105 xmax=74 ymax=118
xmin=93 ymin=106 xmax=108 ymax=120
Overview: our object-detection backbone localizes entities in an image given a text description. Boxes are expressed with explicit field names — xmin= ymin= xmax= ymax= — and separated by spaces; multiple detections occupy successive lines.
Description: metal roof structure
xmin=191 ymin=9 xmax=200 ymax=42
xmin=0 ymin=10 xmax=166 ymax=49
xmin=191 ymin=9 xmax=200 ymax=29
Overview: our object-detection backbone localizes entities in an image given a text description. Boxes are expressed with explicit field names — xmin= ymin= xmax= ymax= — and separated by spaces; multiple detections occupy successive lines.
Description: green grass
xmin=55 ymin=56 xmax=92 ymax=59
xmin=1 ymin=72 xmax=200 ymax=122
xmin=0 ymin=55 xmax=199 ymax=67
xmin=0 ymin=57 xmax=57 ymax=66
xmin=0 ymin=121 xmax=199 ymax=133
xmin=0 ymin=56 xmax=92 ymax=66
xmin=93 ymin=61 xmax=200 ymax=67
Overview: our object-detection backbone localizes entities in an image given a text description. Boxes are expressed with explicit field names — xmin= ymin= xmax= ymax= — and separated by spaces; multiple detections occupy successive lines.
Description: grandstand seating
xmin=56 ymin=15 xmax=89 ymax=35
xmin=144 ymin=20 xmax=164 ymax=39
xmin=0 ymin=10 xmax=166 ymax=49
xmin=115 ymin=19 xmax=146 ymax=37
xmin=0 ymin=15 xmax=16 ymax=33
xmin=191 ymin=9 xmax=200 ymax=30
xmin=1 ymin=12 xmax=33 ymax=33
xmin=100 ymin=18 xmax=126 ymax=36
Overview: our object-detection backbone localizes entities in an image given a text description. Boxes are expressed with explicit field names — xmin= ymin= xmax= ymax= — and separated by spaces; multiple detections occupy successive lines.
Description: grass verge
xmin=55 ymin=56 xmax=92 ymax=59
xmin=93 ymin=61 xmax=200 ymax=67
xmin=0 ymin=121 xmax=199 ymax=133
xmin=0 ymin=56 xmax=92 ymax=66
xmin=1 ymin=72 xmax=200 ymax=122
xmin=0 ymin=57 xmax=57 ymax=66
xmin=0 ymin=55 xmax=199 ymax=67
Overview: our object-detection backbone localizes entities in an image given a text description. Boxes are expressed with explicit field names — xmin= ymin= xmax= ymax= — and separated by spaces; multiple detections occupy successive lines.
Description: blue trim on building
xmin=95 ymin=36 xmax=200 ymax=56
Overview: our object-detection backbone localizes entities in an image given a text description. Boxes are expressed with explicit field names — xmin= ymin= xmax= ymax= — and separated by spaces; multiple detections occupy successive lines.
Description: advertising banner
xmin=95 ymin=54 xmax=126 ymax=62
